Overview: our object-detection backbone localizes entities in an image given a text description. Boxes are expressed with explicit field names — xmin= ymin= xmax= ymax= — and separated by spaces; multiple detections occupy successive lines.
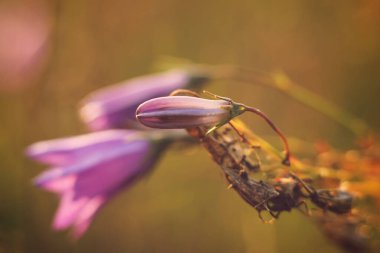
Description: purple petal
xmin=71 ymin=196 xmax=105 ymax=239
xmin=53 ymin=191 xmax=106 ymax=238
xmin=53 ymin=191 xmax=89 ymax=230
xmin=34 ymin=139 xmax=150 ymax=187
xmin=72 ymin=140 xmax=151 ymax=197
xmin=39 ymin=175 xmax=76 ymax=194
xmin=79 ymin=69 xmax=208 ymax=131
xmin=26 ymin=130 xmax=136 ymax=166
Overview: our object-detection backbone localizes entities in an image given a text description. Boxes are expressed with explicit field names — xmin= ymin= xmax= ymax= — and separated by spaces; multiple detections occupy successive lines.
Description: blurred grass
xmin=1 ymin=0 xmax=380 ymax=252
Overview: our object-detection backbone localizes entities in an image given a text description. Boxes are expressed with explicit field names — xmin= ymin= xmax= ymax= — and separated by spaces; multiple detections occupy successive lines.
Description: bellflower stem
xmin=243 ymin=106 xmax=291 ymax=165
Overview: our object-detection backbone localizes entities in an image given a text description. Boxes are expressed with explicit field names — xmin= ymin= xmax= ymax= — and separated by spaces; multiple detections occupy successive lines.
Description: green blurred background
xmin=1 ymin=0 xmax=380 ymax=252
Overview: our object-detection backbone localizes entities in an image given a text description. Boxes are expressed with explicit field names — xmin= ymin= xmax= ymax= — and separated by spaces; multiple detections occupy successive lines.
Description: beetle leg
xmin=296 ymin=200 xmax=312 ymax=216
xmin=257 ymin=210 xmax=275 ymax=224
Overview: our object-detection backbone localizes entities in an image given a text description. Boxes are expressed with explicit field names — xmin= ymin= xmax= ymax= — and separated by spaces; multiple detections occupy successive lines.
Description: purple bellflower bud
xmin=26 ymin=130 xmax=172 ymax=238
xmin=136 ymin=96 xmax=244 ymax=130
xmin=79 ymin=69 xmax=209 ymax=131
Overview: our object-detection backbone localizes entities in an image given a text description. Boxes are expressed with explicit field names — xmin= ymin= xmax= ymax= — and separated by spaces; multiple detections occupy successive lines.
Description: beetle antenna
xmin=289 ymin=172 xmax=315 ymax=195
xmin=203 ymin=90 xmax=232 ymax=102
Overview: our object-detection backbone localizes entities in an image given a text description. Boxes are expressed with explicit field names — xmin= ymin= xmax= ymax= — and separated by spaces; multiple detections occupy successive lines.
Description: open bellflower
xmin=26 ymin=130 xmax=172 ymax=238
xmin=79 ymin=69 xmax=209 ymax=131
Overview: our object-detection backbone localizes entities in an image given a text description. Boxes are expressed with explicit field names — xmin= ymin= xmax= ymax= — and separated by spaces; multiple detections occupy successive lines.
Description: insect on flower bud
xmin=136 ymin=91 xmax=292 ymax=166
xmin=136 ymin=96 xmax=245 ymax=129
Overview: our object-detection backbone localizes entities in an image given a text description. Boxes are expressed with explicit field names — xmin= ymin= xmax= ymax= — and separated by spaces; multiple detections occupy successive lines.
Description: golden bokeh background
xmin=1 ymin=0 xmax=380 ymax=252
